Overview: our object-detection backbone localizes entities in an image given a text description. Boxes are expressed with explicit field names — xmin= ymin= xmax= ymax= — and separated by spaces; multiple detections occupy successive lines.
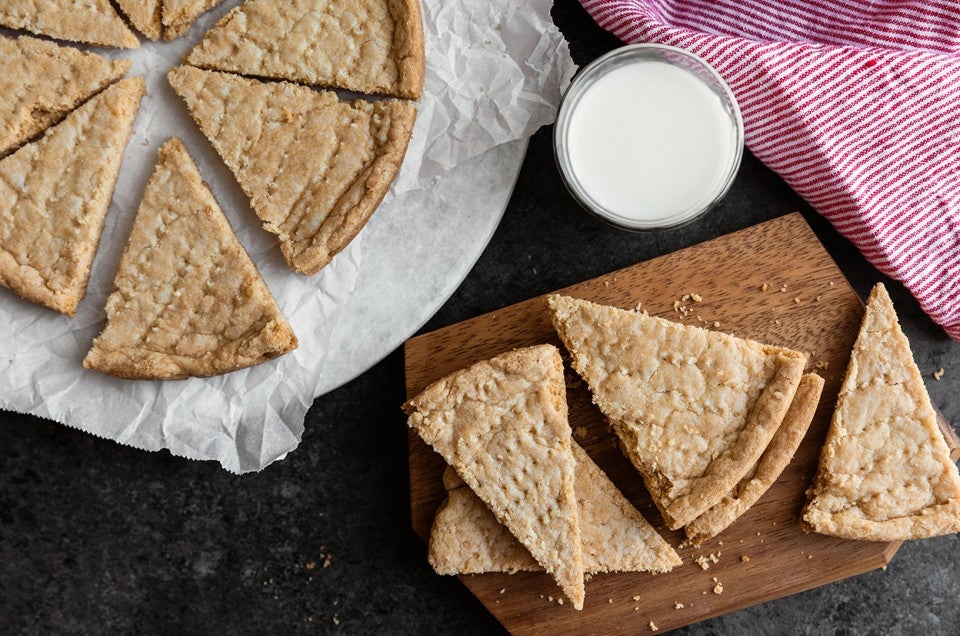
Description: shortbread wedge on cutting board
xmin=404 ymin=345 xmax=586 ymax=609
xmin=547 ymin=294 xmax=806 ymax=530
xmin=804 ymin=283 xmax=960 ymax=541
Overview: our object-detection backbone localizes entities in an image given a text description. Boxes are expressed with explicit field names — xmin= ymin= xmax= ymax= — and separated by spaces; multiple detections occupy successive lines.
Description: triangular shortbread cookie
xmin=185 ymin=0 xmax=425 ymax=99
xmin=83 ymin=138 xmax=298 ymax=380
xmin=115 ymin=0 xmax=162 ymax=40
xmin=803 ymin=283 xmax=960 ymax=541
xmin=161 ymin=0 xmax=224 ymax=40
xmin=429 ymin=442 xmax=682 ymax=576
xmin=1 ymin=35 xmax=130 ymax=157
xmin=0 ymin=77 xmax=144 ymax=315
xmin=168 ymin=65 xmax=415 ymax=275
xmin=547 ymin=294 xmax=807 ymax=530
xmin=0 ymin=0 xmax=139 ymax=48
xmin=404 ymin=345 xmax=586 ymax=609
xmin=686 ymin=373 xmax=824 ymax=545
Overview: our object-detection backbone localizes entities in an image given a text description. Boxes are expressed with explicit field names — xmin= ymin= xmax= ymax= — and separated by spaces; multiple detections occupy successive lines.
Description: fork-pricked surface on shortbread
xmin=429 ymin=442 xmax=681 ymax=576
xmin=168 ymin=65 xmax=415 ymax=276
xmin=0 ymin=77 xmax=144 ymax=315
xmin=547 ymin=294 xmax=806 ymax=530
xmin=84 ymin=138 xmax=298 ymax=380
xmin=186 ymin=0 xmax=424 ymax=99
xmin=0 ymin=35 xmax=130 ymax=157
xmin=803 ymin=283 xmax=960 ymax=541
xmin=404 ymin=345 xmax=586 ymax=609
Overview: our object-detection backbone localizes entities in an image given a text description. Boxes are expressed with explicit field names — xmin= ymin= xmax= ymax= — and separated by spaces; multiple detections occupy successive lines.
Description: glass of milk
xmin=554 ymin=44 xmax=744 ymax=231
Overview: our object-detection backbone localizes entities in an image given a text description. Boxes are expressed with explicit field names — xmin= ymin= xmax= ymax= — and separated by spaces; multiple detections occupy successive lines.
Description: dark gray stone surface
xmin=1 ymin=1 xmax=958 ymax=633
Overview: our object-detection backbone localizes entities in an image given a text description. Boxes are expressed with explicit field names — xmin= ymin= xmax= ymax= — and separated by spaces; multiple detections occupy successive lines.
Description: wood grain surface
xmin=404 ymin=213 xmax=960 ymax=635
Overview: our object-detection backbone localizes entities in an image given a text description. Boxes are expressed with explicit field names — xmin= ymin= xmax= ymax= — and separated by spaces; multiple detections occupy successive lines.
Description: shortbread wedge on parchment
xmin=168 ymin=66 xmax=415 ymax=276
xmin=185 ymin=0 xmax=424 ymax=98
xmin=404 ymin=345 xmax=586 ymax=609
xmin=161 ymin=0 xmax=225 ymax=40
xmin=429 ymin=442 xmax=681 ymax=576
xmin=685 ymin=373 xmax=824 ymax=545
xmin=114 ymin=0 xmax=162 ymax=40
xmin=1 ymin=34 xmax=130 ymax=157
xmin=547 ymin=294 xmax=807 ymax=530
xmin=0 ymin=77 xmax=145 ymax=315
xmin=84 ymin=138 xmax=298 ymax=380
xmin=0 ymin=0 xmax=139 ymax=48
xmin=803 ymin=283 xmax=960 ymax=541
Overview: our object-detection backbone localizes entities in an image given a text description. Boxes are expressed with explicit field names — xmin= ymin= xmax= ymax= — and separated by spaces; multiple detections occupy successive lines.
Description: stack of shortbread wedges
xmin=405 ymin=285 xmax=960 ymax=608
xmin=0 ymin=0 xmax=425 ymax=380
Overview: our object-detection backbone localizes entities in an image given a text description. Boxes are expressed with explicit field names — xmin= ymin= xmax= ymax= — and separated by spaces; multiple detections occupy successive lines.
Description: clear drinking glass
xmin=554 ymin=44 xmax=744 ymax=231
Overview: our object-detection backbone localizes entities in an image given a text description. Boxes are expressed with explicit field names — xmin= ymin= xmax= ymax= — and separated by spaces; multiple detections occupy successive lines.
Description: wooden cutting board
xmin=404 ymin=213 xmax=959 ymax=634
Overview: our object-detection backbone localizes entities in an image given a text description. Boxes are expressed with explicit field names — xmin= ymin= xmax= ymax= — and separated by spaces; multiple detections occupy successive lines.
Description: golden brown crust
xmin=185 ymin=0 xmax=425 ymax=99
xmin=803 ymin=283 xmax=960 ymax=541
xmin=404 ymin=345 xmax=586 ymax=609
xmin=168 ymin=66 xmax=415 ymax=275
xmin=686 ymin=373 xmax=824 ymax=545
xmin=0 ymin=0 xmax=140 ymax=48
xmin=546 ymin=294 xmax=807 ymax=530
xmin=83 ymin=138 xmax=297 ymax=380
xmin=429 ymin=443 xmax=682 ymax=575
xmin=0 ymin=77 xmax=145 ymax=315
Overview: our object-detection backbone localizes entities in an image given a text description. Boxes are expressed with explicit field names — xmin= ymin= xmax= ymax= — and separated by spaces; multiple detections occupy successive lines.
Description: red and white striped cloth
xmin=580 ymin=0 xmax=960 ymax=341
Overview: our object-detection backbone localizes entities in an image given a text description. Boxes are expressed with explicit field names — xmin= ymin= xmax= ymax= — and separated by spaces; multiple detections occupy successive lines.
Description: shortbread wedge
xmin=547 ymin=294 xmax=807 ymax=530
xmin=0 ymin=77 xmax=145 ymax=315
xmin=115 ymin=0 xmax=162 ymax=40
xmin=185 ymin=0 xmax=425 ymax=99
xmin=161 ymin=0 xmax=224 ymax=40
xmin=168 ymin=66 xmax=415 ymax=275
xmin=404 ymin=345 xmax=585 ymax=609
xmin=84 ymin=138 xmax=298 ymax=380
xmin=429 ymin=442 xmax=681 ymax=576
xmin=803 ymin=283 xmax=960 ymax=541
xmin=0 ymin=0 xmax=139 ymax=48
xmin=1 ymin=35 xmax=130 ymax=157
xmin=685 ymin=373 xmax=824 ymax=545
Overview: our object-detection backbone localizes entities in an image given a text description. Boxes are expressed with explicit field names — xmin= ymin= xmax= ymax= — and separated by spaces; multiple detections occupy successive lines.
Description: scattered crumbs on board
xmin=675 ymin=602 xmax=685 ymax=610
xmin=741 ymin=555 xmax=751 ymax=563
xmin=934 ymin=368 xmax=944 ymax=380
xmin=761 ymin=282 xmax=770 ymax=291
xmin=650 ymin=620 xmax=659 ymax=632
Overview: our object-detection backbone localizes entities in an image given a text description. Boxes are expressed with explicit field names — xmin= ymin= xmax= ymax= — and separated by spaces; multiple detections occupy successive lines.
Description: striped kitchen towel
xmin=579 ymin=0 xmax=960 ymax=340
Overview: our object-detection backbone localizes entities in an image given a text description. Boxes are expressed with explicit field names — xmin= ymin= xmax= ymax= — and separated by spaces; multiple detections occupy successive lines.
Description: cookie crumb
xmin=633 ymin=595 xmax=642 ymax=602
xmin=713 ymin=582 xmax=724 ymax=595
xmin=761 ymin=283 xmax=770 ymax=292
xmin=807 ymin=554 xmax=813 ymax=560
xmin=604 ymin=280 xmax=610 ymax=287
xmin=694 ymin=556 xmax=711 ymax=570
xmin=332 ymin=615 xmax=340 ymax=626
xmin=934 ymin=368 xmax=944 ymax=380
xmin=305 ymin=562 xmax=316 ymax=571
xmin=829 ymin=281 xmax=835 ymax=286
xmin=816 ymin=295 xmax=823 ymax=301
xmin=609 ymin=598 xmax=613 ymax=604
xmin=793 ymin=297 xmax=801 ymax=304
xmin=557 ymin=598 xmax=563 ymax=605
xmin=881 ymin=565 xmax=888 ymax=571
xmin=500 ymin=588 xmax=506 ymax=595
xmin=780 ymin=284 xmax=788 ymax=293
xmin=741 ymin=555 xmax=750 ymax=563
xmin=674 ymin=602 xmax=684 ymax=610
xmin=713 ymin=321 xmax=721 ymax=328
xmin=574 ymin=426 xmax=588 ymax=439
xmin=691 ymin=292 xmax=703 ymax=303
xmin=649 ymin=621 xmax=659 ymax=632
xmin=815 ymin=360 xmax=829 ymax=370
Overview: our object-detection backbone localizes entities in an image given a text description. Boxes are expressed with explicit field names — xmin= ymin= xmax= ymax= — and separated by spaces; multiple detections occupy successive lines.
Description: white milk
xmin=566 ymin=60 xmax=738 ymax=227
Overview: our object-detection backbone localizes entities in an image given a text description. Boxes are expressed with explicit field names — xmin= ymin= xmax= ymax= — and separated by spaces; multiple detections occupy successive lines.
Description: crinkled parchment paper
xmin=0 ymin=0 xmax=575 ymax=472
